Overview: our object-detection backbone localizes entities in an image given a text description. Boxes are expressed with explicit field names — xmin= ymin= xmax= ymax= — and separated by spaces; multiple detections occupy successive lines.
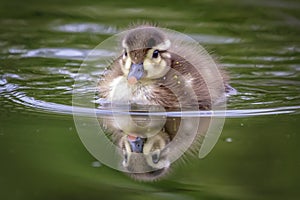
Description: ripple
xmin=52 ymin=23 xmax=118 ymax=34
xmin=188 ymin=34 xmax=241 ymax=44
xmin=19 ymin=48 xmax=115 ymax=60
xmin=229 ymin=56 xmax=297 ymax=62
xmin=53 ymin=23 xmax=239 ymax=44
xmin=2 ymin=88 xmax=299 ymax=118
xmin=1 ymin=69 xmax=299 ymax=118
xmin=251 ymin=71 xmax=296 ymax=77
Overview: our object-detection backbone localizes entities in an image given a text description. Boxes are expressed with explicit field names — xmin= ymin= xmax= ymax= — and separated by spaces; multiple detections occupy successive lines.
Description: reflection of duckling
xmin=99 ymin=25 xmax=229 ymax=181
xmin=99 ymin=111 xmax=211 ymax=181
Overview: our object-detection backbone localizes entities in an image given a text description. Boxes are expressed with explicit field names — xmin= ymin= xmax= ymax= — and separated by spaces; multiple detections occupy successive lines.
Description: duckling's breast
xmin=107 ymin=76 xmax=157 ymax=105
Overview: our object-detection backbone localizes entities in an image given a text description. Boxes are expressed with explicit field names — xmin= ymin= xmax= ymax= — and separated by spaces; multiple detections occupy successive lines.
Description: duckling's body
xmin=98 ymin=25 xmax=229 ymax=181
xmin=99 ymin=25 xmax=228 ymax=110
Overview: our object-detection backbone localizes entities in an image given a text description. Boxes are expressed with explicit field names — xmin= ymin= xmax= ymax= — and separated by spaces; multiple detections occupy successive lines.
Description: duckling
xmin=98 ymin=25 xmax=229 ymax=181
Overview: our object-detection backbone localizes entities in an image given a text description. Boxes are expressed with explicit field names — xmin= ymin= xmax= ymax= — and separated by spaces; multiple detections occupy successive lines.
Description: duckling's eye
xmin=124 ymin=50 xmax=128 ymax=57
xmin=152 ymin=50 xmax=159 ymax=59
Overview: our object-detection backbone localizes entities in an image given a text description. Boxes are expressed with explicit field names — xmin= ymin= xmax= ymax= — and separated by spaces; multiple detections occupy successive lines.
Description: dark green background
xmin=0 ymin=0 xmax=299 ymax=199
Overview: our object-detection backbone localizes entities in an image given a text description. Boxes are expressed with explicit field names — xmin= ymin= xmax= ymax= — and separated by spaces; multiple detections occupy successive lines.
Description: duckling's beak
xmin=127 ymin=63 xmax=144 ymax=84
xmin=127 ymin=135 xmax=146 ymax=153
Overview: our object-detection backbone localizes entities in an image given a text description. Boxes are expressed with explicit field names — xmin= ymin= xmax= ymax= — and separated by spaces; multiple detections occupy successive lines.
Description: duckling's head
xmin=119 ymin=131 xmax=171 ymax=181
xmin=120 ymin=26 xmax=172 ymax=84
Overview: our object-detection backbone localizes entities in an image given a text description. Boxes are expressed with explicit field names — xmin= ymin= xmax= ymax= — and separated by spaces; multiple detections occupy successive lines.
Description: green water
xmin=0 ymin=0 xmax=300 ymax=199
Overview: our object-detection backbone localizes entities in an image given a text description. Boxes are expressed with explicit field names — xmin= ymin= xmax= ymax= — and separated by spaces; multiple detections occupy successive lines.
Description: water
xmin=0 ymin=0 xmax=300 ymax=199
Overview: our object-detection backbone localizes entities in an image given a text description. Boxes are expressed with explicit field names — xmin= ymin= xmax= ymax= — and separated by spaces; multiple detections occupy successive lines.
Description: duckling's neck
xmin=108 ymin=76 xmax=156 ymax=105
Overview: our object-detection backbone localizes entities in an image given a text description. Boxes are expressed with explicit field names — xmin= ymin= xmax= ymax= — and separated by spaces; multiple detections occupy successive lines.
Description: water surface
xmin=0 ymin=0 xmax=299 ymax=199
